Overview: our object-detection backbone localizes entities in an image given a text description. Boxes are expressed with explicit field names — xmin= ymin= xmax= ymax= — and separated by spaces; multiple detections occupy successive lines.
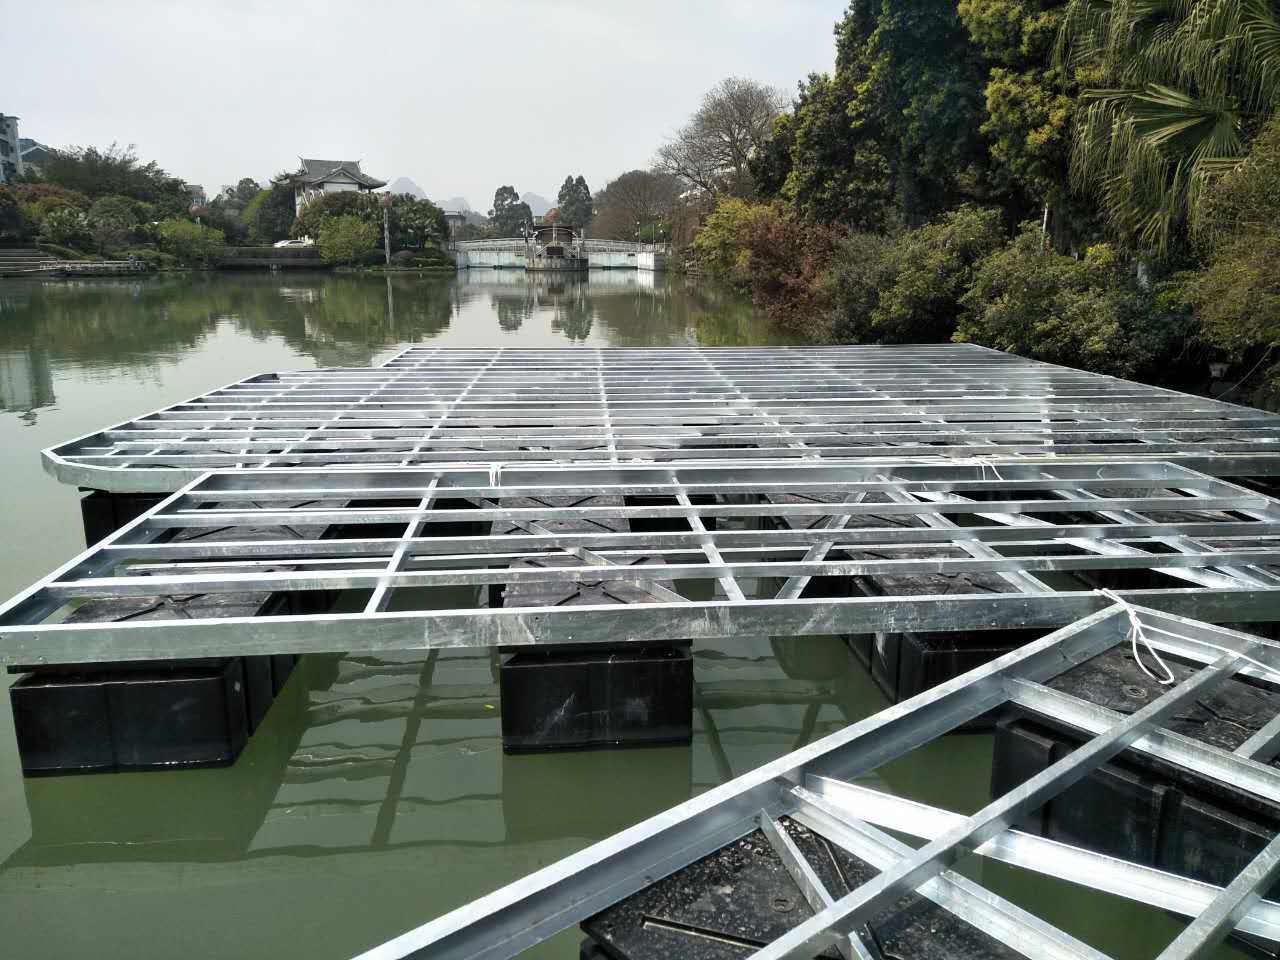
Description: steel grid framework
xmin=41 ymin=345 xmax=1280 ymax=492
xmin=6 ymin=459 xmax=1280 ymax=666
xmin=354 ymin=605 xmax=1280 ymax=960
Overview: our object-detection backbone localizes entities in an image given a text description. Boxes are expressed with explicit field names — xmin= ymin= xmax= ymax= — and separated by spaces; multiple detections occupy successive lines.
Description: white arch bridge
xmin=451 ymin=236 xmax=669 ymax=271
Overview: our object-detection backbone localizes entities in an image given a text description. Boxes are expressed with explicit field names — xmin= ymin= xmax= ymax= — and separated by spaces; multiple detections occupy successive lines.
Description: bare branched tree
xmin=591 ymin=169 xmax=684 ymax=240
xmin=656 ymin=76 xmax=787 ymax=199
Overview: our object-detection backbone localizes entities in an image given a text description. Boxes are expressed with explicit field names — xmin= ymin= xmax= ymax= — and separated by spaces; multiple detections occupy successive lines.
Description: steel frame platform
xmin=41 ymin=345 xmax=1280 ymax=492
xmin=5 ymin=459 xmax=1280 ymax=666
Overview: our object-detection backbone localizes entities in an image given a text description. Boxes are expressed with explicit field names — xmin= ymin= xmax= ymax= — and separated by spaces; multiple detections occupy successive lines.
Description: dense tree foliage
xmin=0 ymin=187 xmax=26 ymax=240
xmin=957 ymin=225 xmax=1197 ymax=376
xmin=1060 ymin=0 xmax=1280 ymax=252
xmin=86 ymin=195 xmax=141 ymax=253
xmin=318 ymin=215 xmax=378 ymax=265
xmin=1190 ymin=115 xmax=1280 ymax=373
xmin=488 ymin=185 xmax=534 ymax=235
xmin=33 ymin=143 xmax=189 ymax=217
xmin=556 ymin=175 xmax=593 ymax=228
xmin=241 ymin=183 xmax=295 ymax=243
xmin=291 ymin=192 xmax=448 ymax=250
xmin=39 ymin=207 xmax=92 ymax=250
xmin=779 ymin=71 xmax=892 ymax=230
xmin=157 ymin=219 xmax=224 ymax=265
xmin=674 ymin=0 xmax=1280 ymax=398
xmin=688 ymin=199 xmax=773 ymax=283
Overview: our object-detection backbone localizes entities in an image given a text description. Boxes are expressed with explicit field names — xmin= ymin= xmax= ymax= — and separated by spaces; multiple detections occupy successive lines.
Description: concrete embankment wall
xmin=455 ymin=249 xmax=525 ymax=269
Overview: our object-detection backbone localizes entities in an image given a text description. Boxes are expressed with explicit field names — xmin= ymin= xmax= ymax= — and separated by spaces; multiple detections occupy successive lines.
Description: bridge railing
xmin=581 ymin=240 xmax=669 ymax=254
xmin=452 ymin=238 xmax=669 ymax=254
xmin=451 ymin=238 xmax=528 ymax=251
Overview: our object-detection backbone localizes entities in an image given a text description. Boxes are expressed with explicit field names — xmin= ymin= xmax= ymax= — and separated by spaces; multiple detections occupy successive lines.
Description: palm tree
xmin=1060 ymin=0 xmax=1280 ymax=252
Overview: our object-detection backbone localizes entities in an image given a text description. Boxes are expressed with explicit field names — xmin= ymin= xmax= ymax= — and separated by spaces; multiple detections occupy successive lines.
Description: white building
xmin=275 ymin=159 xmax=386 ymax=211
xmin=0 ymin=114 xmax=22 ymax=184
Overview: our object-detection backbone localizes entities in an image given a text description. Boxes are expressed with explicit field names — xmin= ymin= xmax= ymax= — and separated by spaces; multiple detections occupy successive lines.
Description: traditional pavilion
xmin=275 ymin=159 xmax=387 ymax=211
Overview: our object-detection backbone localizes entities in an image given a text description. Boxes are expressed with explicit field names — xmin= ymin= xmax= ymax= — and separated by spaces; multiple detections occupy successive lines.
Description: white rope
xmin=1100 ymin=589 xmax=1177 ymax=685
xmin=972 ymin=456 xmax=1005 ymax=483
xmin=1098 ymin=589 xmax=1280 ymax=686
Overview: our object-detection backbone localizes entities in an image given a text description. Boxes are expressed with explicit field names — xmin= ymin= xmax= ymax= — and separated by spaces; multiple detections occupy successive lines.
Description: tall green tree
xmin=781 ymin=71 xmax=893 ymax=230
xmin=242 ymin=183 xmax=295 ymax=243
xmin=489 ymin=185 xmax=533 ymax=235
xmin=958 ymin=0 xmax=1088 ymax=240
xmin=763 ymin=1 xmax=992 ymax=229
xmin=1060 ymin=0 xmax=1280 ymax=252
xmin=841 ymin=0 xmax=993 ymax=224
xmin=556 ymin=175 xmax=593 ymax=228
xmin=747 ymin=113 xmax=796 ymax=200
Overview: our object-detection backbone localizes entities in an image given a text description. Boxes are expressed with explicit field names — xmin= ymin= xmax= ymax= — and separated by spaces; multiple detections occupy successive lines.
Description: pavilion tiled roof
xmin=284 ymin=159 xmax=386 ymax=189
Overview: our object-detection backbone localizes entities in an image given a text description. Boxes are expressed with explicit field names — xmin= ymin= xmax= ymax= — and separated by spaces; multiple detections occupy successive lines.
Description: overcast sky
xmin=4 ymin=0 xmax=843 ymax=209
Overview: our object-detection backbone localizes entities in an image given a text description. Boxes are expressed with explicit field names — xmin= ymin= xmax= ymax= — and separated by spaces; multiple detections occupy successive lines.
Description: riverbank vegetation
xmin=0 ymin=145 xmax=452 ymax=269
xmin=654 ymin=1 xmax=1280 ymax=398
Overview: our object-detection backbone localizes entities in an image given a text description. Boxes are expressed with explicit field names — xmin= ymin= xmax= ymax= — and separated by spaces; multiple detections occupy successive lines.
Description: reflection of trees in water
xmin=491 ymin=294 xmax=533 ymax=333
xmin=684 ymin=281 xmax=796 ymax=347
xmin=463 ymin=272 xmax=782 ymax=346
xmin=552 ymin=296 xmax=593 ymax=342
xmin=488 ymin=273 xmax=596 ymax=341
xmin=545 ymin=275 xmax=593 ymax=342
xmin=0 ymin=271 xmax=784 ymax=393
xmin=0 ymin=273 xmax=456 ymax=373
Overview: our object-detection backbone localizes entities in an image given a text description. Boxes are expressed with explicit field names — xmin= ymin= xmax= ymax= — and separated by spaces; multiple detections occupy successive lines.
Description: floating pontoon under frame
xmin=42 ymin=345 xmax=1280 ymax=492
xmin=353 ymin=605 xmax=1280 ymax=960
xmin=6 ymin=459 xmax=1280 ymax=666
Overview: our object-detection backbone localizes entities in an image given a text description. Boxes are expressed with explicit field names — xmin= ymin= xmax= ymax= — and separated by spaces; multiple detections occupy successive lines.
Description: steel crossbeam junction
xmin=5 ymin=459 xmax=1280 ymax=666
xmin=352 ymin=605 xmax=1280 ymax=960
xmin=40 ymin=344 xmax=1280 ymax=493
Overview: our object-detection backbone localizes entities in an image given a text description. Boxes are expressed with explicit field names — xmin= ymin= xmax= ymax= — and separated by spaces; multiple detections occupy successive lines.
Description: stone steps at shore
xmin=0 ymin=248 xmax=60 ymax=274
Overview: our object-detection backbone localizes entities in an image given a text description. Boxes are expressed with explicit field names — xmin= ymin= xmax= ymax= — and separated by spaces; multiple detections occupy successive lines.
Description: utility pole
xmin=381 ymin=193 xmax=392 ymax=267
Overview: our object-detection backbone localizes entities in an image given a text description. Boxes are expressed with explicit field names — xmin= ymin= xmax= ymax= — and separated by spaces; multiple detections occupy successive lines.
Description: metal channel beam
xmin=799 ymin=780 xmax=1280 ymax=944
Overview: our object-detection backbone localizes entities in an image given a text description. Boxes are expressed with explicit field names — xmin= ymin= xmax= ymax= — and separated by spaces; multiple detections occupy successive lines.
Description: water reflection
xmin=0 ymin=346 xmax=54 ymax=422
xmin=0 ymin=271 xmax=792 ymax=404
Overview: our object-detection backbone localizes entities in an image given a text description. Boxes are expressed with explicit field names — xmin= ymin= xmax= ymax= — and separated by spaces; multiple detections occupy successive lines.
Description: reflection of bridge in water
xmin=453 ymin=233 xmax=668 ymax=272
xmin=457 ymin=266 xmax=658 ymax=292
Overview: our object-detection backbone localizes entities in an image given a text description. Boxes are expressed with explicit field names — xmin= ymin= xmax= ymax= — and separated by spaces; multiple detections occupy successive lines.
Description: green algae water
xmin=0 ymin=271 xmax=1247 ymax=959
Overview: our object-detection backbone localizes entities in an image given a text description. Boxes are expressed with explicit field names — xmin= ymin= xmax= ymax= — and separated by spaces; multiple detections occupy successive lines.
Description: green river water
xmin=0 ymin=271 xmax=1243 ymax=959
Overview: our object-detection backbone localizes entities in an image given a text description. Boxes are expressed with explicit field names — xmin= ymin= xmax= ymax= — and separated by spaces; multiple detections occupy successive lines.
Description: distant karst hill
xmin=387 ymin=177 xmax=426 ymax=199
xmin=445 ymin=196 xmax=472 ymax=212
xmin=522 ymin=192 xmax=551 ymax=216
